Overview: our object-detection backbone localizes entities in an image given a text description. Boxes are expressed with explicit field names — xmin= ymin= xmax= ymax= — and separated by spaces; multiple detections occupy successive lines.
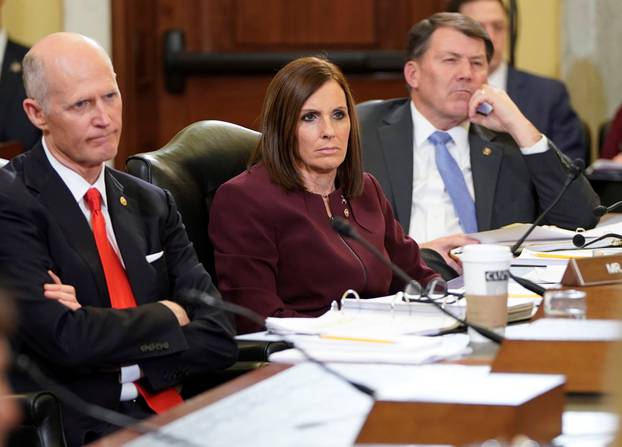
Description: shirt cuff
xmin=520 ymin=135 xmax=549 ymax=155
xmin=120 ymin=382 xmax=138 ymax=401
xmin=120 ymin=364 xmax=142 ymax=384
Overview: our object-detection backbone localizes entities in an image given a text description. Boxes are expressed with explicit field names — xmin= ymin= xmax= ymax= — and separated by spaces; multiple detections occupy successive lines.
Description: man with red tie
xmin=1 ymin=32 xmax=237 ymax=446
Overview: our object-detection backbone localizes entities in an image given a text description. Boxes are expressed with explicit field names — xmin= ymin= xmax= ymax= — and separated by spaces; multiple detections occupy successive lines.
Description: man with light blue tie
xmin=358 ymin=13 xmax=599 ymax=278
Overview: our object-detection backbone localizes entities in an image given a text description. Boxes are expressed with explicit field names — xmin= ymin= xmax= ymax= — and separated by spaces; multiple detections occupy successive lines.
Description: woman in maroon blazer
xmin=209 ymin=57 xmax=439 ymax=333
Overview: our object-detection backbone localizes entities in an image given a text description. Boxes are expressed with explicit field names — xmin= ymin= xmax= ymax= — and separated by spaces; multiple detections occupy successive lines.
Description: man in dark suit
xmin=1 ymin=32 xmax=237 ymax=446
xmin=0 ymin=5 xmax=40 ymax=150
xmin=358 ymin=13 xmax=599 ymax=277
xmin=447 ymin=0 xmax=586 ymax=162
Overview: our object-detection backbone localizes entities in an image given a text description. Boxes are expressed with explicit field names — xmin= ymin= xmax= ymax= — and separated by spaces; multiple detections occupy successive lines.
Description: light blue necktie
xmin=428 ymin=131 xmax=478 ymax=233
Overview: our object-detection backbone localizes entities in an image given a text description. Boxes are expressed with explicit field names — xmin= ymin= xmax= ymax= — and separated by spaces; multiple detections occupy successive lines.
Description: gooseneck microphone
xmin=510 ymin=159 xmax=585 ymax=256
xmin=13 ymin=355 xmax=199 ymax=447
xmin=330 ymin=218 xmax=503 ymax=344
xmin=572 ymin=232 xmax=622 ymax=249
xmin=594 ymin=201 xmax=622 ymax=217
xmin=14 ymin=291 xmax=376 ymax=447
xmin=183 ymin=290 xmax=376 ymax=398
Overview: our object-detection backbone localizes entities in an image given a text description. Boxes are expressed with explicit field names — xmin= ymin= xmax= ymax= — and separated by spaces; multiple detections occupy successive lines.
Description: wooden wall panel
xmin=112 ymin=0 xmax=446 ymax=168
xmin=234 ymin=0 xmax=375 ymax=47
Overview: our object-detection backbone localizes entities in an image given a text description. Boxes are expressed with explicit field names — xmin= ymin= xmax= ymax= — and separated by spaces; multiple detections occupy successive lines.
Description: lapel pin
xmin=10 ymin=62 xmax=21 ymax=73
xmin=483 ymin=147 xmax=492 ymax=156
xmin=120 ymin=196 xmax=128 ymax=206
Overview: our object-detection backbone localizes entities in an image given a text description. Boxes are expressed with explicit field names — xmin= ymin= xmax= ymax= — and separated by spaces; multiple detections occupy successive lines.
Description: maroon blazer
xmin=602 ymin=105 xmax=622 ymax=159
xmin=209 ymin=163 xmax=438 ymax=333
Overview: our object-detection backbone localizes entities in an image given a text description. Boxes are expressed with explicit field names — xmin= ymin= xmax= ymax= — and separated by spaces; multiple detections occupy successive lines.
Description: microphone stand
xmin=510 ymin=159 xmax=585 ymax=256
xmin=330 ymin=218 xmax=503 ymax=344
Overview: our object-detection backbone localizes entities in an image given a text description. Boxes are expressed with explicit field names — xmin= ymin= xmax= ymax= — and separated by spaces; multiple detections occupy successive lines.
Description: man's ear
xmin=404 ymin=60 xmax=420 ymax=90
xmin=22 ymin=98 xmax=48 ymax=131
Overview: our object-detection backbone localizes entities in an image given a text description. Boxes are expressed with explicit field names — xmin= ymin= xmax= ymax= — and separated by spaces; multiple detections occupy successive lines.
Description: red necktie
xmin=84 ymin=188 xmax=183 ymax=414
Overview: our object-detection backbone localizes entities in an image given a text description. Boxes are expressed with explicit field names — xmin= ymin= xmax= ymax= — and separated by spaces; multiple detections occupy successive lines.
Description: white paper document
xmin=126 ymin=363 xmax=373 ymax=447
xmin=505 ymin=318 xmax=622 ymax=341
xmin=268 ymin=333 xmax=470 ymax=365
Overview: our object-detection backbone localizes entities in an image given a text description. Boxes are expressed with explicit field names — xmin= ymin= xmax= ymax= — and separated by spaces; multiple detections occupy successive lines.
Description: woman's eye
xmin=301 ymin=112 xmax=317 ymax=122
xmin=333 ymin=110 xmax=346 ymax=120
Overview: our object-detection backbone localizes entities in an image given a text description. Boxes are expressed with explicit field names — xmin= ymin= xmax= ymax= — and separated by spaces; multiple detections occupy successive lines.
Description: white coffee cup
xmin=461 ymin=244 xmax=512 ymax=342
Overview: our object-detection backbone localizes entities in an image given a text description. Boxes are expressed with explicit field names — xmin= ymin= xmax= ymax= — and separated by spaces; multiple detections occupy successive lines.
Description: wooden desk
xmin=580 ymin=283 xmax=622 ymax=319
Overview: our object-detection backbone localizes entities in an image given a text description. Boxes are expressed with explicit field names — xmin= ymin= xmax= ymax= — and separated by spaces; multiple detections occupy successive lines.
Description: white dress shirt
xmin=42 ymin=139 xmax=141 ymax=401
xmin=407 ymin=101 xmax=548 ymax=242
xmin=487 ymin=61 xmax=509 ymax=91
xmin=0 ymin=29 xmax=7 ymax=82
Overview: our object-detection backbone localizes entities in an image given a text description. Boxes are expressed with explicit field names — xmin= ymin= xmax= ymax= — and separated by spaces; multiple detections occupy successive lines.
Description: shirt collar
xmin=42 ymin=137 xmax=108 ymax=208
xmin=410 ymin=101 xmax=470 ymax=149
xmin=488 ymin=61 xmax=508 ymax=91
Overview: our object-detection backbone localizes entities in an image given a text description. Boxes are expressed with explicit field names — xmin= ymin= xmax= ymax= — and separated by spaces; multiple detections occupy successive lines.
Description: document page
xmin=126 ymin=363 xmax=374 ymax=447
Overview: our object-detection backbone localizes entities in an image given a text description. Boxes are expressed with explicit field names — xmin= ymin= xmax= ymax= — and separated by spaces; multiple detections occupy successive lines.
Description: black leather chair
xmin=126 ymin=120 xmax=289 ymax=366
xmin=127 ymin=120 xmax=260 ymax=277
xmin=7 ymin=392 xmax=67 ymax=447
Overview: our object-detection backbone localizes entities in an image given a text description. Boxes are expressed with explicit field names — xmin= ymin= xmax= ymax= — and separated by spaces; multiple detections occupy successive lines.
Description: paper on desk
xmin=505 ymin=318 xmax=622 ymax=341
xmin=265 ymin=307 xmax=459 ymax=337
xmin=268 ymin=333 xmax=470 ymax=365
xmin=467 ymin=216 xmax=622 ymax=248
xmin=126 ymin=363 xmax=374 ymax=447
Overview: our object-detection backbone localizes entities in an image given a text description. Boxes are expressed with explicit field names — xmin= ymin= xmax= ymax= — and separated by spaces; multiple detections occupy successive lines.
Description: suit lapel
xmin=469 ymin=125 xmax=503 ymax=231
xmin=22 ymin=145 xmax=110 ymax=305
xmin=106 ymin=172 xmax=154 ymax=305
xmin=378 ymin=101 xmax=415 ymax=229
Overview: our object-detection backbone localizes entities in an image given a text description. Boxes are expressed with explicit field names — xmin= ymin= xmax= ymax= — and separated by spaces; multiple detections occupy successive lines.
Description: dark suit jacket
xmin=507 ymin=67 xmax=585 ymax=163
xmin=0 ymin=39 xmax=40 ymax=150
xmin=209 ymin=163 xmax=438 ymax=333
xmin=1 ymin=144 xmax=237 ymax=445
xmin=358 ymin=98 xmax=600 ymax=236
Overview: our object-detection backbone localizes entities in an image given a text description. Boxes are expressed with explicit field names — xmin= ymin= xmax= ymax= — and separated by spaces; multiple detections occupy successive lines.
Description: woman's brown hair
xmin=250 ymin=56 xmax=363 ymax=197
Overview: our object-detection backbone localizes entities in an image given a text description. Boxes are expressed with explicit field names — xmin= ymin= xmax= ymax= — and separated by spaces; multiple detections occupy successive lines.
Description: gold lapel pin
xmin=10 ymin=62 xmax=21 ymax=73
xmin=482 ymin=147 xmax=492 ymax=156
xmin=120 ymin=196 xmax=128 ymax=206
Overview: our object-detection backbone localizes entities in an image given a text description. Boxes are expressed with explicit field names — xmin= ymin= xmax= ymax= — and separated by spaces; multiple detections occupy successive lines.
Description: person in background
xmin=358 ymin=13 xmax=599 ymax=279
xmin=447 ymin=0 xmax=586 ymax=162
xmin=0 ymin=0 xmax=40 ymax=151
xmin=600 ymin=104 xmax=622 ymax=163
xmin=209 ymin=56 xmax=439 ymax=334
xmin=1 ymin=32 xmax=237 ymax=446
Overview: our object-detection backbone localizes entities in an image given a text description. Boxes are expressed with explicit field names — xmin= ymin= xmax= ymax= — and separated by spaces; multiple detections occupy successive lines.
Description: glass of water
xmin=543 ymin=289 xmax=587 ymax=319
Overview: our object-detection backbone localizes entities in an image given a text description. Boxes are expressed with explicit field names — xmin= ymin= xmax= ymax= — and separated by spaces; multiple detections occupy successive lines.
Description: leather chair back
xmin=7 ymin=392 xmax=67 ymax=447
xmin=126 ymin=120 xmax=260 ymax=277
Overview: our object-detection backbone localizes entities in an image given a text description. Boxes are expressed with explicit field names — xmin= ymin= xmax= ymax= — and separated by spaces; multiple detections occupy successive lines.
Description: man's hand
xmin=468 ymin=85 xmax=542 ymax=148
xmin=421 ymin=234 xmax=480 ymax=275
xmin=159 ymin=300 xmax=190 ymax=326
xmin=44 ymin=270 xmax=81 ymax=310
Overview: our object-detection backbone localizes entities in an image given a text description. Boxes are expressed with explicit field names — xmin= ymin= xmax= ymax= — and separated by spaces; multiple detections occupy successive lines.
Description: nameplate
xmin=561 ymin=254 xmax=622 ymax=286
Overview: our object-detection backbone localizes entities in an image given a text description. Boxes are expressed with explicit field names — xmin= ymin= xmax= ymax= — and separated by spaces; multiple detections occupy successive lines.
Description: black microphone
xmin=183 ymin=290 xmax=376 ymax=398
xmin=12 ymin=355 xmax=199 ymax=447
xmin=594 ymin=201 xmax=622 ymax=217
xmin=572 ymin=232 xmax=622 ymax=249
xmin=13 ymin=291 xmax=376 ymax=447
xmin=330 ymin=218 xmax=504 ymax=344
xmin=510 ymin=159 xmax=585 ymax=256
xmin=509 ymin=272 xmax=545 ymax=296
